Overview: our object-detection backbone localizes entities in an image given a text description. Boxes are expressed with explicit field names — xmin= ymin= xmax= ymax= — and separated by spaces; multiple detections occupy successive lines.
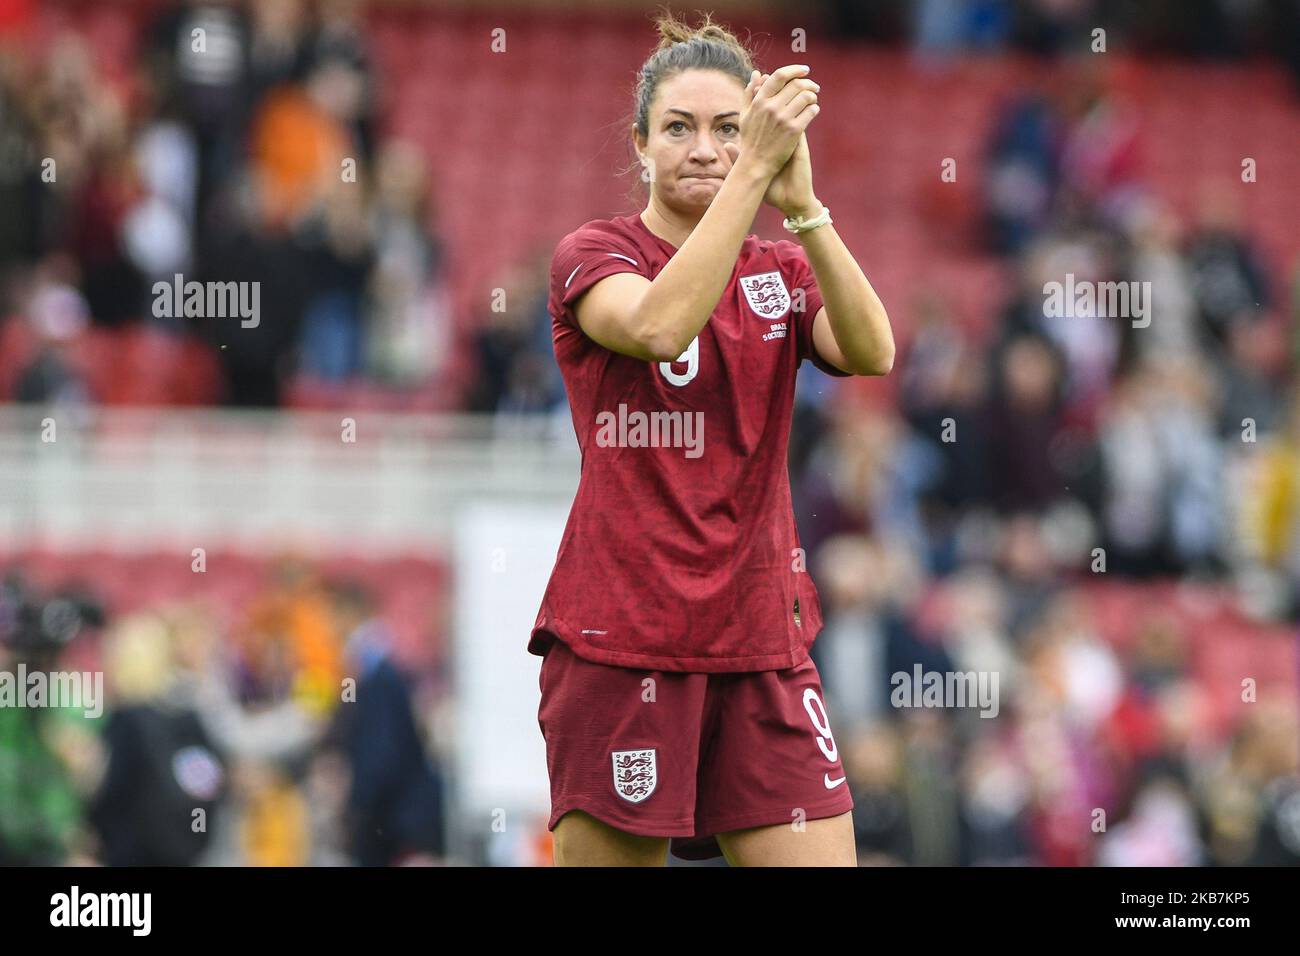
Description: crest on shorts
xmin=740 ymin=271 xmax=791 ymax=320
xmin=611 ymin=748 xmax=657 ymax=803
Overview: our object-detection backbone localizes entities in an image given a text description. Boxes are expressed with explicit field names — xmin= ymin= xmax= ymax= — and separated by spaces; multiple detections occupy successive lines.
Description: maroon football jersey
xmin=529 ymin=212 xmax=848 ymax=672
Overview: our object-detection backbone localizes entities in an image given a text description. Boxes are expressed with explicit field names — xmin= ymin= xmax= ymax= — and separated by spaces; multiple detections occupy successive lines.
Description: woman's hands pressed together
xmin=722 ymin=65 xmax=822 ymax=219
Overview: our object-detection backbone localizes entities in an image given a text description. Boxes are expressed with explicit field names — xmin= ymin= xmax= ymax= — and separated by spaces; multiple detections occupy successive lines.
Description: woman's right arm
xmin=573 ymin=66 xmax=819 ymax=363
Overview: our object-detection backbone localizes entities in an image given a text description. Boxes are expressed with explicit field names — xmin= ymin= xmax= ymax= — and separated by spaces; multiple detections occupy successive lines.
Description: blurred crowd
xmin=0 ymin=0 xmax=452 ymax=408
xmin=791 ymin=54 xmax=1300 ymax=865
xmin=1 ymin=0 xmax=1298 ymax=868
xmin=830 ymin=0 xmax=1300 ymax=90
xmin=807 ymin=528 xmax=1299 ymax=866
xmin=0 ymin=560 xmax=449 ymax=866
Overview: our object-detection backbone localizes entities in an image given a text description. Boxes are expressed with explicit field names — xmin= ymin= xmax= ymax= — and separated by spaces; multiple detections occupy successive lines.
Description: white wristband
xmin=783 ymin=205 xmax=831 ymax=234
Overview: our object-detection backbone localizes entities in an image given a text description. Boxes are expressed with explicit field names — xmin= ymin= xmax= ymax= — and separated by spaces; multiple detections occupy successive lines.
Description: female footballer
xmin=530 ymin=12 xmax=893 ymax=866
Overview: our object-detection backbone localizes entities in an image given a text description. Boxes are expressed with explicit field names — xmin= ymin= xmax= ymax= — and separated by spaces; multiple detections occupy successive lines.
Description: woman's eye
xmin=668 ymin=121 xmax=687 ymax=133
xmin=720 ymin=123 xmax=739 ymax=135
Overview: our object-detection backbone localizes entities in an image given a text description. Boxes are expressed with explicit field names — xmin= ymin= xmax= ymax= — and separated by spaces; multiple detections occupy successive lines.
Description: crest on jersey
xmin=611 ymin=749 xmax=657 ymax=803
xmin=740 ymin=271 xmax=792 ymax=320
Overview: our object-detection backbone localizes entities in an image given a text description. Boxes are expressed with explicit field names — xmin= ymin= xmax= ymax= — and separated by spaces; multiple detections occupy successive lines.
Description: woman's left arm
xmin=790 ymin=202 xmax=895 ymax=376
xmin=749 ymin=80 xmax=894 ymax=377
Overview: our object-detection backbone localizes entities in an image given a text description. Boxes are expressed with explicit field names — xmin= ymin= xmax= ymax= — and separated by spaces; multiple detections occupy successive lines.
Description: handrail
xmin=0 ymin=404 xmax=580 ymax=552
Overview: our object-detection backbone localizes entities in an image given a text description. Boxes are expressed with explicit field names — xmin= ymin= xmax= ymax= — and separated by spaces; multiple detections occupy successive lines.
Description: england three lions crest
xmin=611 ymin=749 xmax=657 ymax=803
xmin=740 ymin=271 xmax=791 ymax=320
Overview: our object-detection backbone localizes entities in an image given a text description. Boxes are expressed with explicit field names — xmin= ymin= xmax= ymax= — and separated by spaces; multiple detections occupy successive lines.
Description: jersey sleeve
xmin=550 ymin=225 xmax=647 ymax=330
xmin=776 ymin=239 xmax=850 ymax=377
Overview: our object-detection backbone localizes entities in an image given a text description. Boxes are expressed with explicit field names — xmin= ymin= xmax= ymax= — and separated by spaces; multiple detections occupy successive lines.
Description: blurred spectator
xmin=986 ymin=333 xmax=1068 ymax=513
xmin=1012 ymin=0 xmax=1097 ymax=55
xmin=1097 ymin=776 xmax=1205 ymax=866
xmin=247 ymin=57 xmax=352 ymax=233
xmin=912 ymin=0 xmax=1014 ymax=60
xmin=121 ymin=71 xmax=199 ymax=299
xmin=244 ymin=0 xmax=312 ymax=110
xmin=364 ymin=140 xmax=451 ymax=386
xmin=983 ymin=91 xmax=1062 ymax=254
xmin=146 ymin=0 xmax=252 ymax=224
xmin=843 ymin=722 xmax=913 ymax=864
xmin=297 ymin=179 xmax=373 ymax=379
xmin=88 ymin=611 xmax=228 ymax=866
xmin=331 ymin=581 xmax=446 ymax=865
xmin=1185 ymin=184 xmax=1271 ymax=347
xmin=1217 ymin=316 xmax=1284 ymax=440
xmin=308 ymin=0 xmax=377 ymax=163
xmin=958 ymin=728 xmax=1033 ymax=864
xmin=1097 ymin=358 xmax=1225 ymax=576
xmin=36 ymin=36 xmax=142 ymax=327
xmin=1239 ymin=386 xmax=1300 ymax=611
xmin=14 ymin=276 xmax=92 ymax=405
xmin=0 ymin=573 xmax=93 ymax=865
xmin=197 ymin=171 xmax=310 ymax=405
xmin=812 ymin=534 xmax=951 ymax=727
xmin=1056 ymin=57 xmax=1143 ymax=227
xmin=899 ymin=710 xmax=962 ymax=864
xmin=0 ymin=49 xmax=44 ymax=270
xmin=1125 ymin=198 xmax=1198 ymax=364
xmin=467 ymin=250 xmax=564 ymax=415
xmin=901 ymin=291 xmax=995 ymax=514
xmin=235 ymin=758 xmax=310 ymax=866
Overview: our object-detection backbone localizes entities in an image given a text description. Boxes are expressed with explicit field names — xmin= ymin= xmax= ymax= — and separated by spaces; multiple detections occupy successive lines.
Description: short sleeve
xmin=775 ymin=240 xmax=850 ymax=377
xmin=550 ymin=225 xmax=647 ymax=329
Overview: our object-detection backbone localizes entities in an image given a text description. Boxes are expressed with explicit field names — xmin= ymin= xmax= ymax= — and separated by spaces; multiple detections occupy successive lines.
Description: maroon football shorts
xmin=537 ymin=636 xmax=854 ymax=861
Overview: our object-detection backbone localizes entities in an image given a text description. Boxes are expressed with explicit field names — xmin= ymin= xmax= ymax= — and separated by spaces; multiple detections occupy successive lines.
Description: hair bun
xmin=653 ymin=8 xmax=752 ymax=67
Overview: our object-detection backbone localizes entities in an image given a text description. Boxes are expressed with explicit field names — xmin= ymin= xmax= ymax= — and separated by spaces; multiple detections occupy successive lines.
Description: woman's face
xmin=635 ymin=69 xmax=744 ymax=213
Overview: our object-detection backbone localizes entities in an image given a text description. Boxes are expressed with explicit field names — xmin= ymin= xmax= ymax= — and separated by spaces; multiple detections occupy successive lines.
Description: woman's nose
xmin=690 ymin=135 xmax=718 ymax=160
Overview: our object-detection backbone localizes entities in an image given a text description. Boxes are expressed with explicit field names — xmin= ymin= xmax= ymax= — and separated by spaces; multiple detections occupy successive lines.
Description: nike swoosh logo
xmin=824 ymin=773 xmax=847 ymax=789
